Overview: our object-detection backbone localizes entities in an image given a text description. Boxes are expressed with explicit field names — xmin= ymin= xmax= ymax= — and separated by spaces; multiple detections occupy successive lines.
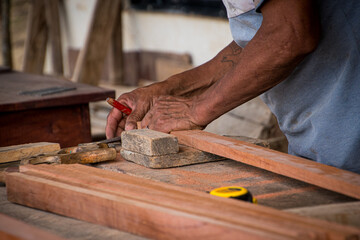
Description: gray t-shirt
xmin=223 ymin=0 xmax=360 ymax=173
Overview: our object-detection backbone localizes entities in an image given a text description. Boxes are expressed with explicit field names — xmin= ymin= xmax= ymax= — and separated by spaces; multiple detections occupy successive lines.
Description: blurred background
xmin=0 ymin=0 xmax=287 ymax=151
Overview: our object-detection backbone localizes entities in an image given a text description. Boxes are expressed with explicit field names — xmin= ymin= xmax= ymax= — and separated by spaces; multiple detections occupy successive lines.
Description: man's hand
xmin=140 ymin=95 xmax=205 ymax=133
xmin=105 ymin=87 xmax=157 ymax=138
xmin=105 ymin=41 xmax=241 ymax=138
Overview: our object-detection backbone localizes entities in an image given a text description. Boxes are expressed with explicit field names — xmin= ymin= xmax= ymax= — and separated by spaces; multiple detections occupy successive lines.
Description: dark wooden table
xmin=0 ymin=70 xmax=115 ymax=148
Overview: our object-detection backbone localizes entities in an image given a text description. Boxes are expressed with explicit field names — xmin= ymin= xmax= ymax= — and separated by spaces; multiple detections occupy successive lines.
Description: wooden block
xmin=171 ymin=130 xmax=360 ymax=199
xmin=121 ymin=145 xmax=223 ymax=168
xmin=0 ymin=142 xmax=60 ymax=164
xmin=6 ymin=164 xmax=360 ymax=239
xmin=121 ymin=129 xmax=179 ymax=156
xmin=0 ymin=213 xmax=65 ymax=240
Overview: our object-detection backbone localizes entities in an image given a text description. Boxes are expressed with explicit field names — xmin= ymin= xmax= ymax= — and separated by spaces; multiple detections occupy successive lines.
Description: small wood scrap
xmin=285 ymin=201 xmax=360 ymax=228
xmin=6 ymin=164 xmax=360 ymax=239
xmin=0 ymin=213 xmax=66 ymax=240
xmin=0 ymin=142 xmax=60 ymax=164
xmin=171 ymin=130 xmax=360 ymax=200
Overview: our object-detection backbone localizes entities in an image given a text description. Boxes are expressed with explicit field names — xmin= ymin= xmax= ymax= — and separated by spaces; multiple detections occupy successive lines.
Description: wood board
xmin=6 ymin=164 xmax=360 ymax=239
xmin=0 ymin=142 xmax=60 ymax=164
xmin=171 ymin=130 xmax=360 ymax=199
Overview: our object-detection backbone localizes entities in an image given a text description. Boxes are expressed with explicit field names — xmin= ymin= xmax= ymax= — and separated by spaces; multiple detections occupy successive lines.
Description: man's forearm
xmin=144 ymin=41 xmax=243 ymax=98
xmin=192 ymin=0 xmax=320 ymax=126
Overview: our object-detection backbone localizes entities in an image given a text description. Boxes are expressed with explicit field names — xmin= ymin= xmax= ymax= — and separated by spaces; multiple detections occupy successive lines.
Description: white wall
xmin=123 ymin=11 xmax=232 ymax=66
xmin=62 ymin=0 xmax=232 ymax=67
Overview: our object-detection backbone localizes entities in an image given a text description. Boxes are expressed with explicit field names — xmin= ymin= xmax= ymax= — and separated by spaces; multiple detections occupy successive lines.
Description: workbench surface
xmin=0 ymin=157 xmax=357 ymax=239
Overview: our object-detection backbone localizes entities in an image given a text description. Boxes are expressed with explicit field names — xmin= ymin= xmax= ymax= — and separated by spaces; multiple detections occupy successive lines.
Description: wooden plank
xmin=72 ymin=0 xmax=121 ymax=85
xmin=0 ymin=187 xmax=145 ymax=240
xmin=286 ymin=202 xmax=360 ymax=228
xmin=171 ymin=130 xmax=360 ymax=199
xmin=22 ymin=0 xmax=47 ymax=74
xmin=6 ymin=164 xmax=360 ymax=239
xmin=0 ymin=213 xmax=65 ymax=240
xmin=0 ymin=142 xmax=60 ymax=164
xmin=44 ymin=0 xmax=63 ymax=75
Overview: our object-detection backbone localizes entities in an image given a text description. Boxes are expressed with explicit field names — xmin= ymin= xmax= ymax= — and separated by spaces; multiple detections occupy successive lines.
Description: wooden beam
xmin=108 ymin=1 xmax=124 ymax=85
xmin=6 ymin=164 xmax=360 ymax=239
xmin=171 ymin=130 xmax=360 ymax=199
xmin=22 ymin=0 xmax=48 ymax=74
xmin=72 ymin=0 xmax=121 ymax=85
xmin=44 ymin=0 xmax=63 ymax=75
xmin=1 ymin=0 xmax=13 ymax=68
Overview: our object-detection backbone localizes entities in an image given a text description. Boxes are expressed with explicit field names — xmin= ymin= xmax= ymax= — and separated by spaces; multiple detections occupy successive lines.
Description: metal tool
xmin=210 ymin=186 xmax=257 ymax=203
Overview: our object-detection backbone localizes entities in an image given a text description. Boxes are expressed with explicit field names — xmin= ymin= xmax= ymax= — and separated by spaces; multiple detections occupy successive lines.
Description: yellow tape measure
xmin=210 ymin=186 xmax=257 ymax=204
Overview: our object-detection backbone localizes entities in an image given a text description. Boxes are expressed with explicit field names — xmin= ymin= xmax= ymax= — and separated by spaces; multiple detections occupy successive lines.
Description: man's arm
xmin=106 ymin=41 xmax=244 ymax=138
xmin=141 ymin=0 xmax=320 ymax=132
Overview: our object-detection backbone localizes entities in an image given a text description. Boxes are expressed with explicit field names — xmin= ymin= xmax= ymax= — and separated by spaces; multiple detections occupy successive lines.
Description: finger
xmin=106 ymin=108 xmax=123 ymax=139
xmin=125 ymin=108 xmax=146 ymax=131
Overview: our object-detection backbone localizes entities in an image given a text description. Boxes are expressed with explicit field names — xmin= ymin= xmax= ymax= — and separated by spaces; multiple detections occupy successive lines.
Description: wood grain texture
xmin=6 ymin=164 xmax=360 ymax=239
xmin=72 ymin=0 xmax=121 ymax=85
xmin=286 ymin=202 xmax=360 ymax=228
xmin=0 ymin=104 xmax=91 ymax=148
xmin=121 ymin=145 xmax=223 ymax=168
xmin=22 ymin=0 xmax=47 ymax=74
xmin=171 ymin=130 xmax=360 ymax=199
xmin=0 ymin=213 xmax=65 ymax=240
xmin=0 ymin=142 xmax=60 ymax=164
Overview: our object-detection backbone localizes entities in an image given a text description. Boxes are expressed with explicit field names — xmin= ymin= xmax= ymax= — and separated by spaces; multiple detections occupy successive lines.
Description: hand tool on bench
xmin=20 ymin=137 xmax=121 ymax=165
